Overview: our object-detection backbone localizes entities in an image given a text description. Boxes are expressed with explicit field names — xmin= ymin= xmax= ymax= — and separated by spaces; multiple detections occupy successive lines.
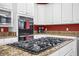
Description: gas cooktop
xmin=8 ymin=37 xmax=67 ymax=55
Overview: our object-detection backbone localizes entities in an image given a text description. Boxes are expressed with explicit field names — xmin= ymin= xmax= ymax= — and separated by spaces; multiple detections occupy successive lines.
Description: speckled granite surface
xmin=34 ymin=31 xmax=79 ymax=37
xmin=0 ymin=36 xmax=17 ymax=39
xmin=0 ymin=39 xmax=73 ymax=56
xmin=0 ymin=32 xmax=16 ymax=39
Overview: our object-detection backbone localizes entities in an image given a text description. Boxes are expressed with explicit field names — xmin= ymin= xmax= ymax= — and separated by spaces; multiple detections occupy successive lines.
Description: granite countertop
xmin=0 ymin=36 xmax=17 ymax=39
xmin=0 ymin=39 xmax=73 ymax=56
xmin=0 ymin=32 xmax=16 ymax=39
xmin=34 ymin=31 xmax=79 ymax=37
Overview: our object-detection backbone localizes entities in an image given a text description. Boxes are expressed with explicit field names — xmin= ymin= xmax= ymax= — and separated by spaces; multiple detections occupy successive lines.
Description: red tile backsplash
xmin=0 ymin=27 xmax=8 ymax=32
xmin=34 ymin=24 xmax=79 ymax=31
xmin=0 ymin=24 xmax=79 ymax=32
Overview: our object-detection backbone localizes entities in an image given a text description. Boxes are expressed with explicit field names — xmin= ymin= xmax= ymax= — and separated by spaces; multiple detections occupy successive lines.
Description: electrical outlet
xmin=45 ymin=28 xmax=47 ymax=31
xmin=1 ymin=28 xmax=4 ymax=32
xmin=66 ymin=28 xmax=69 ymax=31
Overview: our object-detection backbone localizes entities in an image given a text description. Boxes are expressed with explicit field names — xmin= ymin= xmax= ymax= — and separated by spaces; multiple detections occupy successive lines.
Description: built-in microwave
xmin=0 ymin=15 xmax=11 ymax=24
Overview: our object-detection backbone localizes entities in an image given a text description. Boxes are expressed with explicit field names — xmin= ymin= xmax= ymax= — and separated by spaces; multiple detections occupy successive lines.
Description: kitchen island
xmin=0 ymin=39 xmax=76 ymax=56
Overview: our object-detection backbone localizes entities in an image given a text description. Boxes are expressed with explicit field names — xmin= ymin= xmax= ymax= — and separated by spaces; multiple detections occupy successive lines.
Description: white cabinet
xmin=37 ymin=4 xmax=46 ymax=25
xmin=34 ymin=3 xmax=61 ymax=25
xmin=34 ymin=3 xmax=79 ymax=25
xmin=17 ymin=3 xmax=27 ymax=16
xmin=26 ymin=3 xmax=34 ymax=17
xmin=52 ymin=3 xmax=61 ymax=24
xmin=59 ymin=40 xmax=77 ymax=56
xmin=34 ymin=4 xmax=50 ymax=25
xmin=17 ymin=3 xmax=34 ymax=17
xmin=73 ymin=3 xmax=79 ymax=23
xmin=45 ymin=3 xmax=61 ymax=25
xmin=34 ymin=4 xmax=49 ymax=25
xmin=2 ymin=3 xmax=12 ymax=10
xmin=34 ymin=4 xmax=38 ymax=25
xmin=61 ymin=3 xmax=73 ymax=24
xmin=59 ymin=41 xmax=73 ymax=56
xmin=72 ymin=39 xmax=77 ymax=56
xmin=65 ymin=49 xmax=73 ymax=56
xmin=0 ymin=37 xmax=18 ymax=45
xmin=0 ymin=3 xmax=13 ymax=11
xmin=45 ymin=4 xmax=53 ymax=25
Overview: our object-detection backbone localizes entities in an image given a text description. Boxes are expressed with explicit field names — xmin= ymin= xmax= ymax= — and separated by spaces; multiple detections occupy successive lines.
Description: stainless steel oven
xmin=18 ymin=16 xmax=33 ymax=41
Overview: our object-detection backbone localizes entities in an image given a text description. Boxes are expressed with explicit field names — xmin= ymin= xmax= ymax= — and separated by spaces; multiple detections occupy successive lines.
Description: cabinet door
xmin=0 ymin=3 xmax=12 ymax=11
xmin=59 ymin=41 xmax=73 ymax=56
xmin=65 ymin=50 xmax=73 ymax=56
xmin=73 ymin=3 xmax=79 ymax=23
xmin=34 ymin=4 xmax=38 ymax=25
xmin=26 ymin=3 xmax=34 ymax=17
xmin=66 ymin=40 xmax=77 ymax=56
xmin=2 ymin=3 xmax=12 ymax=10
xmin=37 ymin=4 xmax=46 ymax=25
xmin=61 ymin=3 xmax=73 ymax=24
xmin=73 ymin=39 xmax=77 ymax=56
xmin=17 ymin=3 xmax=27 ymax=16
xmin=52 ymin=3 xmax=62 ymax=24
xmin=45 ymin=4 xmax=53 ymax=25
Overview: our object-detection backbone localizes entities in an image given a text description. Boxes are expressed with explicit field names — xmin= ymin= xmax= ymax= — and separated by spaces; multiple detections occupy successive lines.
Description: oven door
xmin=24 ymin=35 xmax=33 ymax=41
xmin=19 ymin=35 xmax=33 ymax=41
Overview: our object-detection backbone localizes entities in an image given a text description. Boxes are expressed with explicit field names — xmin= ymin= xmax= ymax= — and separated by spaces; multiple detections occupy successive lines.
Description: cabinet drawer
xmin=65 ymin=49 xmax=73 ymax=56
xmin=59 ymin=41 xmax=73 ymax=56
